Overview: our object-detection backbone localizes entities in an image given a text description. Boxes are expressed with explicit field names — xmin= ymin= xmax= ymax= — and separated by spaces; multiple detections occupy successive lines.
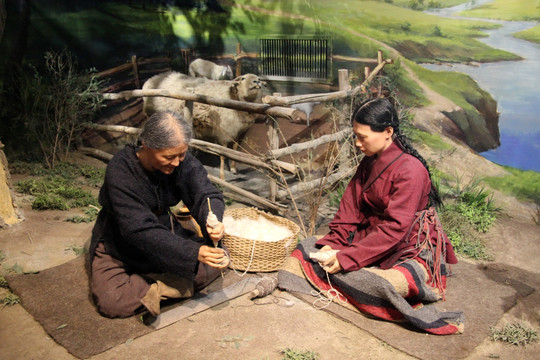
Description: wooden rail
xmin=84 ymin=49 xmax=393 ymax=211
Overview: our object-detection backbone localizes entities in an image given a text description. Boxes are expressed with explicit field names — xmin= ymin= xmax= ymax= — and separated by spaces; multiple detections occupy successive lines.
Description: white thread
xmin=311 ymin=271 xmax=348 ymax=310
xmin=226 ymin=237 xmax=257 ymax=277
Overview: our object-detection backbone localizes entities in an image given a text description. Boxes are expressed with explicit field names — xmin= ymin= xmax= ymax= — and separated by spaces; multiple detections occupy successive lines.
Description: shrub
xmin=15 ymin=169 xmax=99 ymax=211
xmin=32 ymin=194 xmax=70 ymax=210
xmin=281 ymin=348 xmax=320 ymax=360
xmin=491 ymin=321 xmax=539 ymax=346
xmin=4 ymin=49 xmax=103 ymax=168
xmin=439 ymin=206 xmax=493 ymax=261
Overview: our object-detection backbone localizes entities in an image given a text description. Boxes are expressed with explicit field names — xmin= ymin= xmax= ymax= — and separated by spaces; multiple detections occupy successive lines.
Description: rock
xmin=0 ymin=141 xmax=23 ymax=227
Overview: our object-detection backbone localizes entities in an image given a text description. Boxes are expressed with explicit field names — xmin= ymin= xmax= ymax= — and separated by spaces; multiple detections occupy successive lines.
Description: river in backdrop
xmin=423 ymin=0 xmax=540 ymax=172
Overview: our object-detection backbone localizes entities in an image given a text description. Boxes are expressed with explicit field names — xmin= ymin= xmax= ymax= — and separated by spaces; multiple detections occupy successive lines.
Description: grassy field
xmin=234 ymin=0 xmax=518 ymax=63
xmin=458 ymin=0 xmax=540 ymax=43
xmin=458 ymin=0 xmax=540 ymax=21
xmin=514 ymin=25 xmax=540 ymax=44
xmin=16 ymin=1 xmax=516 ymax=129
xmin=484 ymin=167 xmax=540 ymax=203
xmin=22 ymin=1 xmax=522 ymax=67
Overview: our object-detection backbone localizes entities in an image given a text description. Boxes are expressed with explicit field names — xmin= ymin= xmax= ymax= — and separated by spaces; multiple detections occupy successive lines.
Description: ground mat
xmin=6 ymin=255 xmax=250 ymax=359
xmin=290 ymin=261 xmax=536 ymax=360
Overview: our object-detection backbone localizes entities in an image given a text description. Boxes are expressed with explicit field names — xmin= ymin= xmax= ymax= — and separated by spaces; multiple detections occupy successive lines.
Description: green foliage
xmin=490 ymin=321 xmax=539 ymax=346
xmin=15 ymin=174 xmax=98 ymax=211
xmin=0 ymin=262 xmax=21 ymax=307
xmin=0 ymin=274 xmax=7 ymax=288
xmin=437 ymin=175 xmax=500 ymax=260
xmin=1 ymin=292 xmax=20 ymax=307
xmin=400 ymin=21 xmax=411 ymax=32
xmin=441 ymin=176 xmax=500 ymax=233
xmin=458 ymin=0 xmax=540 ymax=22
xmin=432 ymin=25 xmax=444 ymax=37
xmin=281 ymin=348 xmax=320 ymax=360
xmin=66 ymin=206 xmax=100 ymax=223
xmin=10 ymin=161 xmax=105 ymax=187
xmin=427 ymin=1 xmax=442 ymax=8
xmin=439 ymin=206 xmax=493 ymax=261
xmin=327 ymin=179 xmax=349 ymax=208
xmin=405 ymin=127 xmax=454 ymax=151
xmin=381 ymin=58 xmax=428 ymax=107
xmin=2 ymin=49 xmax=103 ymax=168
xmin=78 ymin=164 xmax=106 ymax=187
xmin=451 ymin=194 xmax=498 ymax=233
xmin=408 ymin=0 xmax=425 ymax=11
xmin=32 ymin=194 xmax=70 ymax=211
xmin=64 ymin=244 xmax=88 ymax=256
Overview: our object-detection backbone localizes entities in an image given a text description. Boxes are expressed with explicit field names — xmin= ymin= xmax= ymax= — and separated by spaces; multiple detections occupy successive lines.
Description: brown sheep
xmin=142 ymin=72 xmax=266 ymax=178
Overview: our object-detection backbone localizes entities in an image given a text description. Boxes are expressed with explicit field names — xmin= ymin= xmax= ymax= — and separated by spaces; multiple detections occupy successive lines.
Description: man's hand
xmin=198 ymin=245 xmax=228 ymax=269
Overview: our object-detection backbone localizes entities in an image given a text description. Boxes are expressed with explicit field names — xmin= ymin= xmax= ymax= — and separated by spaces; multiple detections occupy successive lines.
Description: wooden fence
xmin=81 ymin=49 xmax=393 ymax=213
xmin=82 ymin=55 xmax=172 ymax=150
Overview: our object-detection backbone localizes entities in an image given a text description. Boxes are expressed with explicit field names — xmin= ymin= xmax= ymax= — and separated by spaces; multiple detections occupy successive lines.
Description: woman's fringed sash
xmin=400 ymin=207 xmax=449 ymax=299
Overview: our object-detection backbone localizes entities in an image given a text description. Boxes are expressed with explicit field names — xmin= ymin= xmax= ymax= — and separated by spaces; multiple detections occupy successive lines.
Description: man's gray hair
xmin=139 ymin=111 xmax=193 ymax=149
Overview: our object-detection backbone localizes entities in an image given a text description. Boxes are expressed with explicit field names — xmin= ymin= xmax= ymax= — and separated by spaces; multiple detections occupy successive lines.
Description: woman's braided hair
xmin=352 ymin=98 xmax=442 ymax=207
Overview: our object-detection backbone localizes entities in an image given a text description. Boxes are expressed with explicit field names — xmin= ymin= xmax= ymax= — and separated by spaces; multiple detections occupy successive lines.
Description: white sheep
xmin=188 ymin=59 xmax=234 ymax=80
xmin=142 ymin=72 xmax=266 ymax=179
xmin=142 ymin=72 xmax=208 ymax=116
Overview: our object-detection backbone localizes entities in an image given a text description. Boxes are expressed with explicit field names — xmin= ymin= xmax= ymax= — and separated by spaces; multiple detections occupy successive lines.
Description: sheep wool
xmin=223 ymin=215 xmax=293 ymax=242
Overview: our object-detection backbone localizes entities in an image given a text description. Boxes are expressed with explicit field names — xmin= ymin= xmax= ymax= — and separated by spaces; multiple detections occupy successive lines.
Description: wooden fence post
xmin=235 ymin=43 xmax=242 ymax=77
xmin=267 ymin=92 xmax=281 ymax=201
xmin=180 ymin=48 xmax=194 ymax=74
xmin=337 ymin=69 xmax=352 ymax=171
xmin=131 ymin=55 xmax=141 ymax=89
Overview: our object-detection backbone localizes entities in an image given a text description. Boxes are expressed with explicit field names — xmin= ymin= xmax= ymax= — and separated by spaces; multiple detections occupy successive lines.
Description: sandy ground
xmin=1 ymin=100 xmax=539 ymax=359
xmin=1 ymin=142 xmax=539 ymax=360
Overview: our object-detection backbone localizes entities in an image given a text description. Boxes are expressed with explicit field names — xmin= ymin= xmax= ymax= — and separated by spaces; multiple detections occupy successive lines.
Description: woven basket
xmin=223 ymin=207 xmax=300 ymax=272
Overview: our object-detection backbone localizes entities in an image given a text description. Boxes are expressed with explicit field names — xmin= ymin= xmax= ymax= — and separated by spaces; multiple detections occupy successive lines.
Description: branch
xmin=101 ymin=89 xmax=302 ymax=122
xmin=262 ymin=58 xmax=393 ymax=106
xmin=268 ymin=128 xmax=351 ymax=159
xmin=80 ymin=123 xmax=297 ymax=175
xmin=276 ymin=167 xmax=355 ymax=200
xmin=207 ymin=174 xmax=286 ymax=211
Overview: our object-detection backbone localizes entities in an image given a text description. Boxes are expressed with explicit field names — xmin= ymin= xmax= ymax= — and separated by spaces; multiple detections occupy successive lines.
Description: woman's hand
xmin=206 ymin=222 xmax=224 ymax=244
xmin=198 ymin=245 xmax=228 ymax=269
xmin=319 ymin=245 xmax=334 ymax=252
xmin=322 ymin=254 xmax=343 ymax=274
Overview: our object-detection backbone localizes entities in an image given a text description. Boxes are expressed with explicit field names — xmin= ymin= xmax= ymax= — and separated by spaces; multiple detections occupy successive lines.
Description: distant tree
xmin=401 ymin=21 xmax=411 ymax=33
xmin=432 ymin=25 xmax=444 ymax=37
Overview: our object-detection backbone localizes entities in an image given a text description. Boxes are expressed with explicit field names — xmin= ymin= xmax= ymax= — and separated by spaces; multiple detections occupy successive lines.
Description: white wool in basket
xmin=223 ymin=215 xmax=293 ymax=242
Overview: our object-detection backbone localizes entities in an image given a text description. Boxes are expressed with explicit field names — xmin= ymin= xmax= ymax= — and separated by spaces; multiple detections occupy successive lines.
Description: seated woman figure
xmin=89 ymin=111 xmax=228 ymax=318
xmin=279 ymin=98 xmax=463 ymax=335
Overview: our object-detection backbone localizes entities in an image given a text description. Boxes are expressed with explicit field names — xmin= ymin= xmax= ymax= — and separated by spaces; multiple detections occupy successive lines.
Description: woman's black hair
xmin=352 ymin=98 xmax=442 ymax=208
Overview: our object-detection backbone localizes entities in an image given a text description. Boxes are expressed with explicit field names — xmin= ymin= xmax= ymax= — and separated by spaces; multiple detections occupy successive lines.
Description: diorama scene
xmin=0 ymin=0 xmax=539 ymax=359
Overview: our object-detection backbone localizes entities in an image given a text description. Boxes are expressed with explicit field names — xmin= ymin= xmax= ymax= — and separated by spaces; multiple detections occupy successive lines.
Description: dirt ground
xmin=1 ymin=117 xmax=540 ymax=359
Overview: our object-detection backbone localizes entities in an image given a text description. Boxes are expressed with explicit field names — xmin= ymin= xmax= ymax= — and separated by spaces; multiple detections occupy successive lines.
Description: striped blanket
xmin=278 ymin=237 xmax=464 ymax=335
